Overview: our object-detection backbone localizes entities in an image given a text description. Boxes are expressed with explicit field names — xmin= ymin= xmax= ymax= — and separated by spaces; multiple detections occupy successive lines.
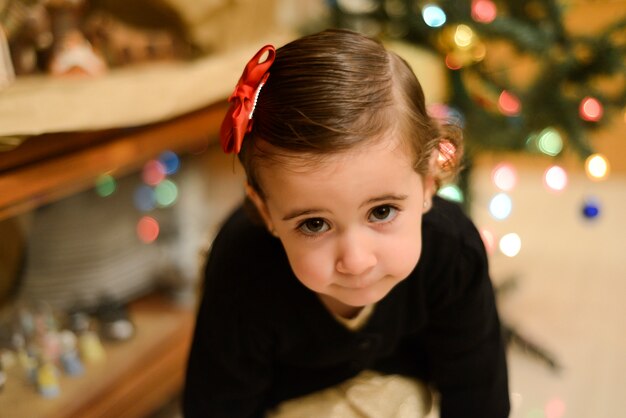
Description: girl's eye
xmin=298 ymin=218 xmax=330 ymax=235
xmin=369 ymin=205 xmax=398 ymax=223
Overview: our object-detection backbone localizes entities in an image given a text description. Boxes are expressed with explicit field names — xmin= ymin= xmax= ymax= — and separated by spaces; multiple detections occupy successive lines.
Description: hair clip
xmin=219 ymin=45 xmax=276 ymax=154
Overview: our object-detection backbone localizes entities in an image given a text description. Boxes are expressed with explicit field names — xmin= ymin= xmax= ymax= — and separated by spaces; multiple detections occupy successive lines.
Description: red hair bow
xmin=220 ymin=45 xmax=276 ymax=154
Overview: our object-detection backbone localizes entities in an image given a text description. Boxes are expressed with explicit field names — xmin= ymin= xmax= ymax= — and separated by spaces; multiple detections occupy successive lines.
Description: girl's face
xmin=249 ymin=139 xmax=434 ymax=317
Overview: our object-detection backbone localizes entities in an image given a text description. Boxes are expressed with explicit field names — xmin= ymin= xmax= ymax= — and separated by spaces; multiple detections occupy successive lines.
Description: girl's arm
xmin=182 ymin=209 xmax=275 ymax=418
xmin=182 ymin=290 xmax=273 ymax=418
xmin=424 ymin=219 xmax=510 ymax=418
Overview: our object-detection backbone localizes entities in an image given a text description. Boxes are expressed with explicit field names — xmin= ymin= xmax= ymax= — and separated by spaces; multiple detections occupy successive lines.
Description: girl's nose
xmin=335 ymin=231 xmax=377 ymax=276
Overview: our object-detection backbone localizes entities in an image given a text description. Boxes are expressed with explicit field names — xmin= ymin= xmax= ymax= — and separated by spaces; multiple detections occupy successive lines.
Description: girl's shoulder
xmin=422 ymin=196 xmax=485 ymax=256
xmin=201 ymin=204 xmax=296 ymax=307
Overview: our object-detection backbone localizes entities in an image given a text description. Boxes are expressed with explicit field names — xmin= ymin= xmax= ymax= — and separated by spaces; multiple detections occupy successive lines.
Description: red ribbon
xmin=220 ymin=45 xmax=276 ymax=154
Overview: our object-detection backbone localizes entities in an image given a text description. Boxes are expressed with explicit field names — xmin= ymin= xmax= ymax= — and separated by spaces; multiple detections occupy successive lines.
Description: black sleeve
xmin=423 ymin=209 xmax=510 ymax=418
xmin=182 ymin=211 xmax=274 ymax=418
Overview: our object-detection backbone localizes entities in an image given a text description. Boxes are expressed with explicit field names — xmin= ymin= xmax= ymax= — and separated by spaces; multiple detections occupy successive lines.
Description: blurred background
xmin=0 ymin=1 xmax=624 ymax=417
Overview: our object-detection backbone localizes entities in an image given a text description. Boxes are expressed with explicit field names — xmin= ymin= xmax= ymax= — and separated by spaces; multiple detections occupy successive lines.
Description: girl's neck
xmin=317 ymin=293 xmax=364 ymax=319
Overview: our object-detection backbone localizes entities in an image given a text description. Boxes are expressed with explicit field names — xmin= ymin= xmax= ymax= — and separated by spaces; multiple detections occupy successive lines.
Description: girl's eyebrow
xmin=282 ymin=208 xmax=329 ymax=221
xmin=282 ymin=194 xmax=408 ymax=221
xmin=359 ymin=194 xmax=408 ymax=209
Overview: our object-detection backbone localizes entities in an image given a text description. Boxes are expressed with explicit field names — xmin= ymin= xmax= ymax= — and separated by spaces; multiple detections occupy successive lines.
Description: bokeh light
xmin=525 ymin=408 xmax=544 ymax=418
xmin=437 ymin=184 xmax=464 ymax=202
xmin=544 ymin=165 xmax=568 ymax=192
xmin=95 ymin=174 xmax=116 ymax=197
xmin=537 ymin=128 xmax=563 ymax=156
xmin=491 ymin=163 xmax=517 ymax=191
xmin=422 ymin=4 xmax=447 ymax=27
xmin=337 ymin=0 xmax=378 ymax=13
xmin=579 ymin=96 xmax=603 ymax=122
xmin=454 ymin=24 xmax=474 ymax=48
xmin=445 ymin=53 xmax=463 ymax=70
xmin=155 ymin=179 xmax=179 ymax=207
xmin=479 ymin=228 xmax=496 ymax=254
xmin=142 ymin=160 xmax=166 ymax=186
xmin=499 ymin=233 xmax=521 ymax=257
xmin=582 ymin=197 xmax=600 ymax=220
xmin=471 ymin=0 xmax=497 ymax=23
xmin=158 ymin=150 xmax=180 ymax=175
xmin=134 ymin=185 xmax=156 ymax=212
xmin=498 ymin=90 xmax=521 ymax=116
xmin=585 ymin=153 xmax=609 ymax=180
xmin=137 ymin=216 xmax=159 ymax=244
xmin=385 ymin=0 xmax=407 ymax=17
xmin=489 ymin=193 xmax=513 ymax=220
xmin=545 ymin=397 xmax=566 ymax=418
xmin=428 ymin=104 xmax=465 ymax=128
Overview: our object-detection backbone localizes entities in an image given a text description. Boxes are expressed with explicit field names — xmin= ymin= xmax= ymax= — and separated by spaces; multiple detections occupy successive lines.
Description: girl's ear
xmin=245 ymin=183 xmax=275 ymax=232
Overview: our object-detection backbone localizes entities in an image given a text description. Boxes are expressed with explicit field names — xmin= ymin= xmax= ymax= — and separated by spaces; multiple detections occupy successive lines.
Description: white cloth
xmin=266 ymin=370 xmax=432 ymax=418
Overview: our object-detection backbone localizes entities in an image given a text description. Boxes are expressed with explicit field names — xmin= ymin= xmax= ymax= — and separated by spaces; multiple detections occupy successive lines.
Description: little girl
xmin=183 ymin=29 xmax=510 ymax=418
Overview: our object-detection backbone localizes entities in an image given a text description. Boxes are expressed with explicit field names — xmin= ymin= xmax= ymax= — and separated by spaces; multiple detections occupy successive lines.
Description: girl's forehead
xmin=257 ymin=135 xmax=412 ymax=175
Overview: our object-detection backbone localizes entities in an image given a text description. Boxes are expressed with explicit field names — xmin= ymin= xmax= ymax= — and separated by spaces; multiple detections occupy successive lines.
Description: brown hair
xmin=239 ymin=29 xmax=462 ymax=196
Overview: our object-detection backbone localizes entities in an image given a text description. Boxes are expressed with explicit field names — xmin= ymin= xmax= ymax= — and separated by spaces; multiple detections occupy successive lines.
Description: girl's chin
xmin=332 ymin=280 xmax=393 ymax=307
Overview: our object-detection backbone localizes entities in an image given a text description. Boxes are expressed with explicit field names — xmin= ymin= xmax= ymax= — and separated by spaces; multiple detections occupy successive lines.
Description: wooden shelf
xmin=0 ymin=101 xmax=227 ymax=222
xmin=1 ymin=293 xmax=195 ymax=418
xmin=0 ymin=101 xmax=227 ymax=416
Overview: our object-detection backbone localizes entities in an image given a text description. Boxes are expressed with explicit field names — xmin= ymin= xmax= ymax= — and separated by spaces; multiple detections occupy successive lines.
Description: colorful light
xmin=134 ymin=185 xmax=156 ymax=212
xmin=489 ymin=193 xmax=513 ymax=220
xmin=579 ymin=96 xmax=603 ymax=122
xmin=525 ymin=132 xmax=539 ymax=152
xmin=142 ymin=160 xmax=166 ymax=186
xmin=471 ymin=41 xmax=487 ymax=62
xmin=582 ymin=197 xmax=600 ymax=219
xmin=445 ymin=54 xmax=463 ymax=70
xmin=453 ymin=24 xmax=474 ymax=48
xmin=422 ymin=4 xmax=447 ymax=28
xmin=544 ymin=165 xmax=568 ymax=192
xmin=499 ymin=233 xmax=521 ymax=257
xmin=585 ymin=153 xmax=609 ymax=180
xmin=479 ymin=228 xmax=496 ymax=254
xmin=155 ymin=179 xmax=179 ymax=207
xmin=525 ymin=409 xmax=544 ymax=418
xmin=437 ymin=184 xmax=464 ymax=202
xmin=537 ymin=128 xmax=563 ymax=156
xmin=385 ymin=0 xmax=407 ymax=17
xmin=137 ymin=216 xmax=159 ymax=244
xmin=491 ymin=163 xmax=517 ymax=191
xmin=545 ymin=397 xmax=566 ymax=418
xmin=471 ymin=0 xmax=497 ymax=23
xmin=158 ymin=151 xmax=180 ymax=175
xmin=498 ymin=90 xmax=521 ymax=116
xmin=337 ymin=0 xmax=378 ymax=13
xmin=95 ymin=174 xmax=116 ymax=197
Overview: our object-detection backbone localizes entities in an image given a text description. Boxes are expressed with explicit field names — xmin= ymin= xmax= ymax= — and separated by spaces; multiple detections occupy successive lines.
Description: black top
xmin=183 ymin=197 xmax=510 ymax=418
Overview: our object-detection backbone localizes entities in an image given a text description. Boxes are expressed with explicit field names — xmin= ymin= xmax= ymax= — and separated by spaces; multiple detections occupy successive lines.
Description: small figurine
xmin=78 ymin=329 xmax=106 ymax=364
xmin=96 ymin=300 xmax=135 ymax=342
xmin=13 ymin=333 xmax=38 ymax=383
xmin=69 ymin=311 xmax=106 ymax=364
xmin=2 ymin=1 xmax=53 ymax=74
xmin=48 ymin=29 xmax=107 ymax=76
xmin=37 ymin=360 xmax=60 ymax=398
xmin=59 ymin=330 xmax=84 ymax=376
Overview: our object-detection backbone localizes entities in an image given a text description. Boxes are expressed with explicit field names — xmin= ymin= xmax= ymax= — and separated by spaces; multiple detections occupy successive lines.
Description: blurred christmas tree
xmin=330 ymin=1 xmax=625 ymax=368
xmin=329 ymin=0 xmax=626 ymax=163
